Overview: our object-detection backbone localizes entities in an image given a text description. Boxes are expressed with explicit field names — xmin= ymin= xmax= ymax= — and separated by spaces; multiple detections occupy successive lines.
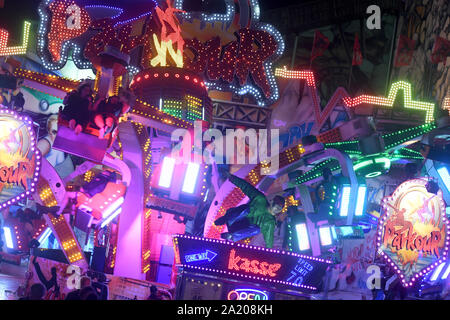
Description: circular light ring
xmin=366 ymin=171 xmax=382 ymax=178
xmin=353 ymin=155 xmax=391 ymax=179
xmin=130 ymin=67 xmax=208 ymax=94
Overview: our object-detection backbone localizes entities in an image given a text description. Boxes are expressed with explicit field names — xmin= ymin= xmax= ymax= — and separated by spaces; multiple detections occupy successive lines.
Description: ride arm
xmin=229 ymin=174 xmax=264 ymax=201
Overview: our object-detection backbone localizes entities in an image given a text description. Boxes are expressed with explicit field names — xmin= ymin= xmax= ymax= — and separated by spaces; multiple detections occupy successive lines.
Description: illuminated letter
xmin=228 ymin=249 xmax=241 ymax=271
xmin=235 ymin=29 xmax=277 ymax=98
xmin=250 ymin=260 xmax=261 ymax=274
xmin=260 ymin=261 xmax=269 ymax=276
xmin=268 ymin=263 xmax=281 ymax=277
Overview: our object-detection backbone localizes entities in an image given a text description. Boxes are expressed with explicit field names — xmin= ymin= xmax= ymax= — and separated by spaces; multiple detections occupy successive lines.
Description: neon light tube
xmin=102 ymin=196 xmax=124 ymax=219
xmin=38 ymin=228 xmax=52 ymax=244
xmin=339 ymin=185 xmax=351 ymax=217
xmin=331 ymin=226 xmax=337 ymax=240
xmin=374 ymin=157 xmax=391 ymax=169
xmin=430 ymin=262 xmax=446 ymax=281
xmin=182 ymin=162 xmax=200 ymax=194
xmin=2 ymin=227 xmax=14 ymax=249
xmin=437 ymin=167 xmax=450 ymax=192
xmin=158 ymin=157 xmax=176 ymax=188
xmin=101 ymin=208 xmax=122 ymax=228
xmin=319 ymin=226 xmax=332 ymax=246
xmin=295 ymin=223 xmax=310 ymax=251
xmin=355 ymin=185 xmax=367 ymax=217
xmin=441 ymin=264 xmax=450 ymax=280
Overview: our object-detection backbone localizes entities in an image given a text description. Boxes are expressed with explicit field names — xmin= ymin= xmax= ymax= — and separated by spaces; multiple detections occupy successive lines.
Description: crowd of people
xmin=17 ymin=278 xmax=171 ymax=301
xmin=60 ymin=82 xmax=133 ymax=138
xmin=10 ymin=256 xmax=172 ymax=300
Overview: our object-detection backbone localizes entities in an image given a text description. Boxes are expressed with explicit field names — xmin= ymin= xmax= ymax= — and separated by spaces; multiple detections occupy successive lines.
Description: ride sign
xmin=0 ymin=109 xmax=41 ymax=209
xmin=377 ymin=178 xmax=449 ymax=286
xmin=173 ymin=234 xmax=331 ymax=292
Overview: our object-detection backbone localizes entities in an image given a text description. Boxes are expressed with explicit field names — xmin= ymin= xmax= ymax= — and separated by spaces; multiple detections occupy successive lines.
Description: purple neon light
xmin=182 ymin=264 xmax=318 ymax=291
xmin=0 ymin=108 xmax=42 ymax=210
xmin=173 ymin=234 xmax=331 ymax=291
xmin=376 ymin=178 xmax=450 ymax=287
xmin=113 ymin=0 xmax=157 ymax=27
xmin=173 ymin=234 xmax=332 ymax=264
xmin=84 ymin=5 xmax=124 ymax=20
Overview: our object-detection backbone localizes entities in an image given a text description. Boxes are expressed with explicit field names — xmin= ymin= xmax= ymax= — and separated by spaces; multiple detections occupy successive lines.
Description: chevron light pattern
xmin=275 ymin=66 xmax=436 ymax=125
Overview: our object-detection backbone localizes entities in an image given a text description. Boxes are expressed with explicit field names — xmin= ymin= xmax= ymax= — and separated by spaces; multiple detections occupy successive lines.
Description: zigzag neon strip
xmin=275 ymin=66 xmax=436 ymax=125
xmin=0 ymin=21 xmax=31 ymax=56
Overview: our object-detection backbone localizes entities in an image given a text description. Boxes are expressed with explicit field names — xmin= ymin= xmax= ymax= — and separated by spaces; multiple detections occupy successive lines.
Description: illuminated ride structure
xmin=1 ymin=0 xmax=215 ymax=282
xmin=1 ymin=0 xmax=449 ymax=300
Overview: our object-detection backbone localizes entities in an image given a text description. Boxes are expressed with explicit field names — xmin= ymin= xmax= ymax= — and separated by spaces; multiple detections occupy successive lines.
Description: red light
xmin=185 ymin=76 xmax=190 ymax=80
xmin=227 ymin=249 xmax=281 ymax=277
xmin=193 ymin=78 xmax=198 ymax=83
xmin=201 ymin=82 xmax=205 ymax=87
xmin=175 ymin=74 xmax=180 ymax=78
xmin=154 ymin=73 xmax=159 ymax=77
xmin=137 ymin=77 xmax=141 ymax=82
xmin=144 ymin=74 xmax=149 ymax=79
xmin=164 ymin=73 xmax=169 ymax=77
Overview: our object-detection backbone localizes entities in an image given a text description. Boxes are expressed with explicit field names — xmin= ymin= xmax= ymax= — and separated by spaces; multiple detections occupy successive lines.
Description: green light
xmin=353 ymin=155 xmax=391 ymax=179
xmin=354 ymin=160 xmax=373 ymax=171
xmin=366 ymin=171 xmax=382 ymax=178
xmin=374 ymin=157 xmax=391 ymax=169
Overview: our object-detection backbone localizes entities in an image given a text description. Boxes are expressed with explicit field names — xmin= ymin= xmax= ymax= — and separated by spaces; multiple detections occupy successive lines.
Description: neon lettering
xmin=228 ymin=249 xmax=241 ymax=271
xmin=227 ymin=249 xmax=281 ymax=277
xmin=227 ymin=289 xmax=268 ymax=300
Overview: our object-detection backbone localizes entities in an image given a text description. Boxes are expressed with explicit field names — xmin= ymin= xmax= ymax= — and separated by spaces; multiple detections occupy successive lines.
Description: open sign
xmin=227 ymin=289 xmax=268 ymax=300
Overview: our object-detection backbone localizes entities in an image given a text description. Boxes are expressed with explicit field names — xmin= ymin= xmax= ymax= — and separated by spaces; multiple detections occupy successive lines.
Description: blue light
xmin=319 ymin=226 xmax=332 ymax=246
xmin=185 ymin=250 xmax=217 ymax=263
xmin=37 ymin=228 xmax=52 ymax=245
xmin=437 ymin=167 xmax=450 ymax=192
xmin=339 ymin=185 xmax=351 ymax=217
xmin=84 ymin=5 xmax=124 ymax=20
xmin=355 ymin=185 xmax=367 ymax=217
xmin=331 ymin=226 xmax=337 ymax=240
xmin=430 ymin=262 xmax=446 ymax=281
xmin=441 ymin=264 xmax=450 ymax=280
xmin=182 ymin=162 xmax=200 ymax=194
xmin=295 ymin=223 xmax=310 ymax=251
xmin=158 ymin=157 xmax=176 ymax=188
xmin=2 ymin=227 xmax=14 ymax=249
xmin=339 ymin=226 xmax=354 ymax=237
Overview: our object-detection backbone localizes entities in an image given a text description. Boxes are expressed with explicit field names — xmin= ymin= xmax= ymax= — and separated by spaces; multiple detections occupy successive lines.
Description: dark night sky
xmin=0 ymin=0 xmax=302 ymax=35
xmin=0 ymin=0 xmax=41 ymax=32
